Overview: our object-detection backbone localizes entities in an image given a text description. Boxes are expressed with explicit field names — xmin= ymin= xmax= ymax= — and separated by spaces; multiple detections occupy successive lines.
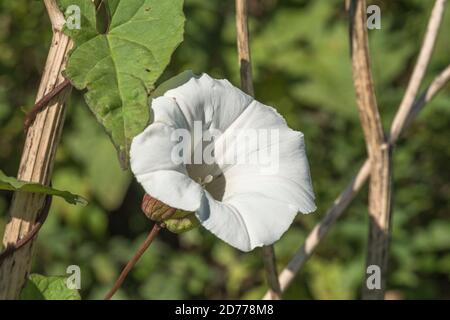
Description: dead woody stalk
xmin=0 ymin=0 xmax=73 ymax=299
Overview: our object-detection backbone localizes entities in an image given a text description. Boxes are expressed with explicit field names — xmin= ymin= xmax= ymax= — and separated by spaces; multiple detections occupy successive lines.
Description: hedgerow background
xmin=0 ymin=0 xmax=449 ymax=299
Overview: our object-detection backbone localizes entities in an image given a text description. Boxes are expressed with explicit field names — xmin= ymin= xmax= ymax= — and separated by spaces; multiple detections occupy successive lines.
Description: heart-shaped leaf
xmin=59 ymin=0 xmax=185 ymax=168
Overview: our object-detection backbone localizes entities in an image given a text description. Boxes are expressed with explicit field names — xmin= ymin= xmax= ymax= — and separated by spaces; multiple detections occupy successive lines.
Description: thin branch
xmin=235 ymin=0 xmax=282 ymax=300
xmin=390 ymin=0 xmax=447 ymax=143
xmin=406 ymin=65 xmax=450 ymax=128
xmin=104 ymin=224 xmax=162 ymax=300
xmin=263 ymin=64 xmax=450 ymax=299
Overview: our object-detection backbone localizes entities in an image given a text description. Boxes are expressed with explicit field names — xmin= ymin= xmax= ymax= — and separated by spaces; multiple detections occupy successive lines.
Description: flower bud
xmin=141 ymin=193 xmax=176 ymax=221
xmin=141 ymin=194 xmax=199 ymax=233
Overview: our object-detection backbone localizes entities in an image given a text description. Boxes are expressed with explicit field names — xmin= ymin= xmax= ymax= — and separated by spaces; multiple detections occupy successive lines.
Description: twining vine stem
xmin=104 ymin=223 xmax=163 ymax=300
xmin=0 ymin=0 xmax=73 ymax=299
xmin=0 ymin=37 xmax=71 ymax=274
xmin=0 ymin=62 xmax=71 ymax=262
xmin=24 ymin=79 xmax=71 ymax=132
xmin=0 ymin=196 xmax=52 ymax=264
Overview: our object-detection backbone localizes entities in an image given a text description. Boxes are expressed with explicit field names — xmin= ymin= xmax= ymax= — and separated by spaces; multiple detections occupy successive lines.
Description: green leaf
xmin=0 ymin=170 xmax=87 ymax=206
xmin=151 ymin=70 xmax=195 ymax=98
xmin=20 ymin=274 xmax=81 ymax=300
xmin=59 ymin=0 xmax=185 ymax=168
xmin=66 ymin=106 xmax=131 ymax=210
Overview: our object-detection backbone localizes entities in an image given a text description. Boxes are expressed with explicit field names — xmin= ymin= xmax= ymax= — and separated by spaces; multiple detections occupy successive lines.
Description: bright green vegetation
xmin=0 ymin=0 xmax=449 ymax=299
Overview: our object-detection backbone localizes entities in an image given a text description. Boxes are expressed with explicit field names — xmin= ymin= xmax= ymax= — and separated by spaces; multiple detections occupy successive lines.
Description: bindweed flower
xmin=130 ymin=73 xmax=316 ymax=252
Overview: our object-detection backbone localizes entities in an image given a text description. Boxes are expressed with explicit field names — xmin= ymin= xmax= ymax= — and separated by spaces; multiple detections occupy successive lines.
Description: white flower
xmin=130 ymin=73 xmax=316 ymax=252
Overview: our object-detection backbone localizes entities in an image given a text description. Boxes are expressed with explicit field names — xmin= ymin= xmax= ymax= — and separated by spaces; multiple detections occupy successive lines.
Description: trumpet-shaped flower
xmin=130 ymin=73 xmax=316 ymax=251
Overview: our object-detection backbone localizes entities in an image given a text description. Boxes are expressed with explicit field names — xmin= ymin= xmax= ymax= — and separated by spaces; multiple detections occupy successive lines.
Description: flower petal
xmin=151 ymin=96 xmax=189 ymax=129
xmin=192 ymin=100 xmax=315 ymax=251
xmin=130 ymin=122 xmax=204 ymax=211
xmin=164 ymin=73 xmax=254 ymax=132
xmin=196 ymin=191 xmax=298 ymax=251
xmin=213 ymin=101 xmax=316 ymax=212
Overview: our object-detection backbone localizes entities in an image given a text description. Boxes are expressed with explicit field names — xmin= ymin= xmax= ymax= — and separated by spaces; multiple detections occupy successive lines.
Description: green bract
xmin=59 ymin=0 xmax=185 ymax=168
xmin=164 ymin=210 xmax=200 ymax=234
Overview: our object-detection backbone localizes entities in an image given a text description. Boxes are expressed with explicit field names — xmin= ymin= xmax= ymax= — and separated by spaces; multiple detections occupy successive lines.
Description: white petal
xmin=137 ymin=170 xmax=203 ymax=212
xmin=151 ymin=96 xmax=189 ymax=129
xmin=164 ymin=73 xmax=254 ymax=132
xmin=196 ymin=191 xmax=298 ymax=252
xmin=130 ymin=122 xmax=203 ymax=211
xmin=213 ymin=101 xmax=316 ymax=212
xmin=192 ymin=100 xmax=315 ymax=251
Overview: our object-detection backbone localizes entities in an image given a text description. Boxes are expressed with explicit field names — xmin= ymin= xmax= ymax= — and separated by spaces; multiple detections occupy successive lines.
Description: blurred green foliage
xmin=0 ymin=0 xmax=449 ymax=299
xmin=20 ymin=274 xmax=81 ymax=300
